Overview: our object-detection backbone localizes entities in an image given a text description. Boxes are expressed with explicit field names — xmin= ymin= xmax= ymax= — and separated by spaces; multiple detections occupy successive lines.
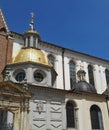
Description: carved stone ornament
xmin=36 ymin=101 xmax=43 ymax=114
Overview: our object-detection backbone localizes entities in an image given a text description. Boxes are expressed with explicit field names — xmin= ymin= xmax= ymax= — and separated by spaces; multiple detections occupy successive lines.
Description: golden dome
xmin=10 ymin=48 xmax=52 ymax=67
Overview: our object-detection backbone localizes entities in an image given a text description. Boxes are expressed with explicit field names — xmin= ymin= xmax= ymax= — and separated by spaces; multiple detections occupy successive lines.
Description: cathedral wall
xmin=29 ymin=88 xmax=66 ymax=130
xmin=39 ymin=42 xmax=64 ymax=89
xmin=40 ymin=42 xmax=108 ymax=94
xmin=29 ymin=88 xmax=109 ymax=130
xmin=66 ymin=93 xmax=109 ymax=130
xmin=12 ymin=37 xmax=109 ymax=94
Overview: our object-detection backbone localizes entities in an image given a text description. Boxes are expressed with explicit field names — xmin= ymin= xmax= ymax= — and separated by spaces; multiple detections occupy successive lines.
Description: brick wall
xmin=0 ymin=34 xmax=13 ymax=81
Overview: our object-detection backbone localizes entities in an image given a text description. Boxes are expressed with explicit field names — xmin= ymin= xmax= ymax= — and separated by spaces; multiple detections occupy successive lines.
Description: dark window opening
xmin=88 ymin=65 xmax=94 ymax=86
xmin=69 ymin=61 xmax=76 ymax=89
xmin=66 ymin=102 xmax=75 ymax=128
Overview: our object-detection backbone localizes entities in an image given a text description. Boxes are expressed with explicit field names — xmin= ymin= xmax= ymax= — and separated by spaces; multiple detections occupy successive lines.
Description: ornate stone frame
xmin=0 ymin=81 xmax=31 ymax=130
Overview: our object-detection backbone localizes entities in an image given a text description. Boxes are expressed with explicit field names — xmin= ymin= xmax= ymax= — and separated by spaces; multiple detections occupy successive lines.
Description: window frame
xmin=105 ymin=69 xmax=109 ymax=88
xmin=66 ymin=101 xmax=76 ymax=128
xmin=69 ymin=60 xmax=76 ymax=89
xmin=14 ymin=69 xmax=26 ymax=82
xmin=90 ymin=105 xmax=104 ymax=130
xmin=48 ymin=54 xmax=55 ymax=68
xmin=34 ymin=70 xmax=46 ymax=83
xmin=88 ymin=65 xmax=95 ymax=86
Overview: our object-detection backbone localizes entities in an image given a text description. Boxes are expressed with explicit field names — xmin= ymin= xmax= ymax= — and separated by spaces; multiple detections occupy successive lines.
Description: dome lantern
xmin=24 ymin=12 xmax=40 ymax=48
xmin=77 ymin=69 xmax=86 ymax=81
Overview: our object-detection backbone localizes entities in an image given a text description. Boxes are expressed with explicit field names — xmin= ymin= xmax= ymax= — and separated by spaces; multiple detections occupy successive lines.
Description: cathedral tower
xmin=0 ymin=9 xmax=13 ymax=81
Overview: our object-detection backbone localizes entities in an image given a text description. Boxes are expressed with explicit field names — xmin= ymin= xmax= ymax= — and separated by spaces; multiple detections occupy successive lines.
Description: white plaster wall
xmin=64 ymin=56 xmax=70 ymax=90
xmin=12 ymin=42 xmax=23 ymax=56
xmin=56 ymin=54 xmax=64 ymax=89
xmin=66 ymin=94 xmax=109 ymax=130
xmin=93 ymin=64 xmax=102 ymax=93
xmin=99 ymin=66 xmax=107 ymax=92
xmin=12 ymin=37 xmax=109 ymax=93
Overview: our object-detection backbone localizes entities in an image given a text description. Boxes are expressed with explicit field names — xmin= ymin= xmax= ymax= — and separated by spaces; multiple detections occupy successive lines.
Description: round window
xmin=34 ymin=72 xmax=44 ymax=82
xmin=15 ymin=71 xmax=25 ymax=82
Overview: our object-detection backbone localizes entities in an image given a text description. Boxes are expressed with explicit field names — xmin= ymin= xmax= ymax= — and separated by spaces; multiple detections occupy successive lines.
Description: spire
xmin=24 ymin=12 xmax=40 ymax=48
xmin=29 ymin=12 xmax=34 ymax=30
xmin=0 ymin=8 xmax=9 ymax=34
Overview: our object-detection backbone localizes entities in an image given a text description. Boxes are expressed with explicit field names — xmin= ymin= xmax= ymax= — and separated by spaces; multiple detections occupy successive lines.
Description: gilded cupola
xmin=9 ymin=12 xmax=51 ymax=67
xmin=10 ymin=47 xmax=52 ymax=66
xmin=3 ymin=12 xmax=57 ymax=87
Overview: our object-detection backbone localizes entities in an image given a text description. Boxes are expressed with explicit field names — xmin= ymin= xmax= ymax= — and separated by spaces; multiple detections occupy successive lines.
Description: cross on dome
xmin=30 ymin=12 xmax=34 ymax=30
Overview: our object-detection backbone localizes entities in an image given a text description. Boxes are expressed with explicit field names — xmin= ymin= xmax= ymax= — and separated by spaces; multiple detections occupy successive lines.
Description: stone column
xmin=13 ymin=109 xmax=20 ymax=130
xmin=20 ymin=100 xmax=30 ymax=130
xmin=23 ymin=108 xmax=30 ymax=130
xmin=20 ymin=108 xmax=24 ymax=130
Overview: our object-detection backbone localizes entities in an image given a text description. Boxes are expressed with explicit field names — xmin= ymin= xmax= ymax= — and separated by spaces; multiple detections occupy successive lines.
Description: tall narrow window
xmin=88 ymin=65 xmax=94 ymax=86
xmin=90 ymin=105 xmax=104 ymax=130
xmin=66 ymin=101 xmax=76 ymax=128
xmin=48 ymin=54 xmax=55 ymax=68
xmin=69 ymin=61 xmax=76 ymax=89
xmin=105 ymin=69 xmax=109 ymax=88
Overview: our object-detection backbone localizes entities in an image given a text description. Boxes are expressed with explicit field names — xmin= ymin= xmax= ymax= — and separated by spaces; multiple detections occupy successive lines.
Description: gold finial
xmin=30 ymin=12 xmax=34 ymax=30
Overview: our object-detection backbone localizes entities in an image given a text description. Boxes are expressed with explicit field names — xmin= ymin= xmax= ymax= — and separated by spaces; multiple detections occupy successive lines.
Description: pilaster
xmin=99 ymin=66 xmax=107 ymax=92
xmin=93 ymin=65 xmax=101 ymax=93
xmin=46 ymin=99 xmax=51 ymax=130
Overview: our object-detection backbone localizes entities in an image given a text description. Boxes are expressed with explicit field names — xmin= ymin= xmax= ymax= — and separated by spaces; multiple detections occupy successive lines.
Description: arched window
xmin=90 ymin=105 xmax=104 ymax=130
xmin=48 ymin=54 xmax=55 ymax=68
xmin=105 ymin=69 xmax=109 ymax=87
xmin=66 ymin=101 xmax=76 ymax=128
xmin=88 ymin=65 xmax=94 ymax=86
xmin=69 ymin=61 xmax=76 ymax=89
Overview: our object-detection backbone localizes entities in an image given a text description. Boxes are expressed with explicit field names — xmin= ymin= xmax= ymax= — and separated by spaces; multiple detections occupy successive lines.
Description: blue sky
xmin=0 ymin=0 xmax=109 ymax=60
